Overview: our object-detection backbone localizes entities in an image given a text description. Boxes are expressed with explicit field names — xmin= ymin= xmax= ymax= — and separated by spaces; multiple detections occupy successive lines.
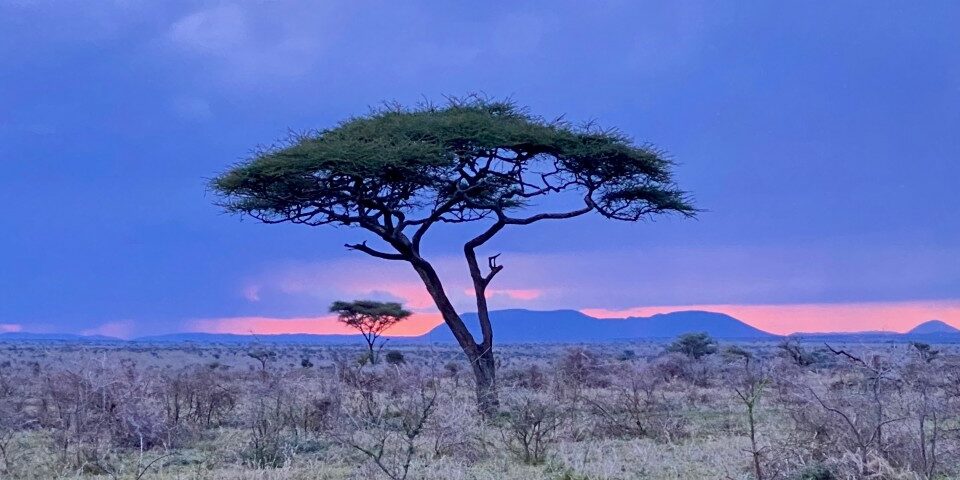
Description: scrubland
xmin=0 ymin=338 xmax=957 ymax=479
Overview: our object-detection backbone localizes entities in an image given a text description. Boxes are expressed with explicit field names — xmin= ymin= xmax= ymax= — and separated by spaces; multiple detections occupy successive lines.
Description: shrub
xmin=300 ymin=356 xmax=314 ymax=368
xmin=385 ymin=350 xmax=405 ymax=365
xmin=557 ymin=347 xmax=607 ymax=388
xmin=779 ymin=338 xmax=818 ymax=367
xmin=498 ymin=393 xmax=565 ymax=465
xmin=793 ymin=464 xmax=836 ymax=480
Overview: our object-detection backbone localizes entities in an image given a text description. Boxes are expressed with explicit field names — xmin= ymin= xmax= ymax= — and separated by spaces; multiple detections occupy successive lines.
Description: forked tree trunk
xmin=411 ymin=259 xmax=499 ymax=417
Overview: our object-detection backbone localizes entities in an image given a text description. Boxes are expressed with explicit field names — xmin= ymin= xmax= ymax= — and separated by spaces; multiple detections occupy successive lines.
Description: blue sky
xmin=1 ymin=1 xmax=958 ymax=336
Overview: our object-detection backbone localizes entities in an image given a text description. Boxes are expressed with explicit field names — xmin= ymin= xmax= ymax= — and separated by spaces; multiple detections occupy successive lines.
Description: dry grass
xmin=0 ymin=340 xmax=956 ymax=479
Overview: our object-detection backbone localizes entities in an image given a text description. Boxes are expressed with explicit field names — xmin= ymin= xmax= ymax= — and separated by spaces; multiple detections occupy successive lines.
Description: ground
xmin=0 ymin=339 xmax=956 ymax=479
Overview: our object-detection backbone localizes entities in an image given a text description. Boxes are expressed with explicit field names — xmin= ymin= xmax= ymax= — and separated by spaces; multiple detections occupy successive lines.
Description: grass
xmin=0 ymin=340 xmax=955 ymax=479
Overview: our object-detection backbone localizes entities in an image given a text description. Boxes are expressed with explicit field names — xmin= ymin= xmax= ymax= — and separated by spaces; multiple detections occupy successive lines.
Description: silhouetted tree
xmin=667 ymin=332 xmax=717 ymax=359
xmin=212 ymin=97 xmax=695 ymax=414
xmin=384 ymin=350 xmax=405 ymax=366
xmin=910 ymin=341 xmax=940 ymax=363
xmin=330 ymin=300 xmax=411 ymax=365
xmin=247 ymin=347 xmax=276 ymax=377
xmin=779 ymin=337 xmax=817 ymax=367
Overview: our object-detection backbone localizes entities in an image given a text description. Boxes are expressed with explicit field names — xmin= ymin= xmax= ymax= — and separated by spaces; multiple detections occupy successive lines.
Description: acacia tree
xmin=330 ymin=300 xmax=411 ymax=365
xmin=212 ymin=98 xmax=695 ymax=415
xmin=667 ymin=332 xmax=718 ymax=360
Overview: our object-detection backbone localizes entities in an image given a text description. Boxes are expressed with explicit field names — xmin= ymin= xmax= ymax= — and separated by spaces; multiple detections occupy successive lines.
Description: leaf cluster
xmin=212 ymin=96 xmax=695 ymax=231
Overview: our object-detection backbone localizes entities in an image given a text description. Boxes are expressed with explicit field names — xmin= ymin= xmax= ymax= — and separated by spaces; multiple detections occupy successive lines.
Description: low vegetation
xmin=0 ymin=337 xmax=957 ymax=479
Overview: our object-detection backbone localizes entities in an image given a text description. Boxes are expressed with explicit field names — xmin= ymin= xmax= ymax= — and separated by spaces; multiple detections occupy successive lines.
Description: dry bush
xmin=584 ymin=363 xmax=688 ymax=442
xmin=649 ymin=351 xmax=719 ymax=387
xmin=555 ymin=347 xmax=609 ymax=390
xmin=496 ymin=391 xmax=566 ymax=465
xmin=333 ymin=366 xmax=439 ymax=480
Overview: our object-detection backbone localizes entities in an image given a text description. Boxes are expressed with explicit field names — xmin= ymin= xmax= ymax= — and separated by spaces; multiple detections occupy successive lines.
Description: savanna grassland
xmin=0 ymin=339 xmax=957 ymax=480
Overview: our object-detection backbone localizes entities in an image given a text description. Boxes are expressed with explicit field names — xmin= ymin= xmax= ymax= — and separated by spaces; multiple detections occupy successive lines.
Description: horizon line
xmin=9 ymin=300 xmax=960 ymax=339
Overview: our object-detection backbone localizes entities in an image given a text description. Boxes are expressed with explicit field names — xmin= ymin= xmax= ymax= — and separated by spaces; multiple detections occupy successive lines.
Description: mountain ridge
xmin=420 ymin=309 xmax=774 ymax=342
xmin=908 ymin=320 xmax=960 ymax=335
xmin=2 ymin=311 xmax=957 ymax=344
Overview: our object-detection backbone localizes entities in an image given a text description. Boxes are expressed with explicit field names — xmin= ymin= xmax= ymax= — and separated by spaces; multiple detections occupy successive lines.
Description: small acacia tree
xmin=213 ymin=97 xmax=695 ymax=415
xmin=330 ymin=300 xmax=411 ymax=365
xmin=667 ymin=332 xmax=718 ymax=360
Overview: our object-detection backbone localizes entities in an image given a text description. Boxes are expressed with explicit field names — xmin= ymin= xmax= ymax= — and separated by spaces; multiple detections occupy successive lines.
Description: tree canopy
xmin=212 ymin=98 xmax=695 ymax=253
xmin=330 ymin=300 xmax=412 ymax=327
xmin=667 ymin=332 xmax=718 ymax=360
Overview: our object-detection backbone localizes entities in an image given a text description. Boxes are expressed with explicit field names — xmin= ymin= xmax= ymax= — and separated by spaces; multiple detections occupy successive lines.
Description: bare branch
xmin=345 ymin=241 xmax=408 ymax=261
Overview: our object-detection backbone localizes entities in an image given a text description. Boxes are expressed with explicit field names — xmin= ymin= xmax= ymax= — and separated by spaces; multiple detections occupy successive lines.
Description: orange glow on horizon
xmin=189 ymin=301 xmax=960 ymax=337
xmin=190 ymin=312 xmax=444 ymax=337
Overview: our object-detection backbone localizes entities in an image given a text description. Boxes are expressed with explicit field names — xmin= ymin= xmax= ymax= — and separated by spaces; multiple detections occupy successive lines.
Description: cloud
xmin=477 ymin=244 xmax=960 ymax=309
xmin=239 ymin=257 xmax=457 ymax=312
xmin=0 ymin=324 xmax=22 ymax=333
xmin=239 ymin=253 xmax=553 ymax=316
xmin=82 ymin=320 xmax=135 ymax=339
xmin=168 ymin=5 xmax=247 ymax=55
xmin=242 ymin=285 xmax=261 ymax=302
xmin=164 ymin=3 xmax=333 ymax=86
xmin=466 ymin=288 xmax=544 ymax=301
xmin=159 ymin=2 xmax=558 ymax=89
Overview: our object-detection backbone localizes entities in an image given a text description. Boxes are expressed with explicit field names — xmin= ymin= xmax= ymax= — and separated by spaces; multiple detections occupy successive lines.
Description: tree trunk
xmin=469 ymin=347 xmax=499 ymax=417
xmin=410 ymin=259 xmax=500 ymax=416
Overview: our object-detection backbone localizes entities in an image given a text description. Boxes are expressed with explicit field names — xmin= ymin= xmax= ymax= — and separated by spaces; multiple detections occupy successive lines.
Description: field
xmin=0 ymin=339 xmax=957 ymax=480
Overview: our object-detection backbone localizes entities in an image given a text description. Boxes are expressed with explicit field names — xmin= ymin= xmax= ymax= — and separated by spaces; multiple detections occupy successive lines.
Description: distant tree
xmin=330 ymin=300 xmax=411 ymax=365
xmin=910 ymin=341 xmax=940 ymax=363
xmin=667 ymin=332 xmax=718 ymax=360
xmin=247 ymin=347 xmax=276 ymax=375
xmin=212 ymin=97 xmax=695 ymax=414
xmin=778 ymin=338 xmax=817 ymax=367
xmin=300 ymin=356 xmax=314 ymax=368
xmin=724 ymin=345 xmax=754 ymax=368
xmin=384 ymin=350 xmax=406 ymax=366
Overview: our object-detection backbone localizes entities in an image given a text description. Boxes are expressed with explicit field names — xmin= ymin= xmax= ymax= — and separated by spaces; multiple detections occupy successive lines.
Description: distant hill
xmin=908 ymin=320 xmax=960 ymax=335
xmin=421 ymin=309 xmax=775 ymax=342
xmin=0 ymin=332 xmax=121 ymax=342
xmin=630 ymin=311 xmax=773 ymax=338
xmin=789 ymin=319 xmax=960 ymax=343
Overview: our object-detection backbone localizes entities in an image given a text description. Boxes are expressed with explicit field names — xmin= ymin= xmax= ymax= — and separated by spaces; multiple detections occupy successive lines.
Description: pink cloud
xmin=496 ymin=289 xmax=543 ymax=301
xmin=245 ymin=258 xmax=448 ymax=310
xmin=0 ymin=324 xmax=22 ymax=333
xmin=357 ymin=282 xmax=437 ymax=309
xmin=582 ymin=301 xmax=960 ymax=335
xmin=82 ymin=320 xmax=135 ymax=339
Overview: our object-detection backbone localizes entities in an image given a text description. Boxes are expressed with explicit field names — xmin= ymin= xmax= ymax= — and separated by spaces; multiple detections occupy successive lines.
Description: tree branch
xmin=485 ymin=254 xmax=504 ymax=285
xmin=345 ymin=241 xmax=408 ymax=261
xmin=504 ymin=204 xmax=593 ymax=225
